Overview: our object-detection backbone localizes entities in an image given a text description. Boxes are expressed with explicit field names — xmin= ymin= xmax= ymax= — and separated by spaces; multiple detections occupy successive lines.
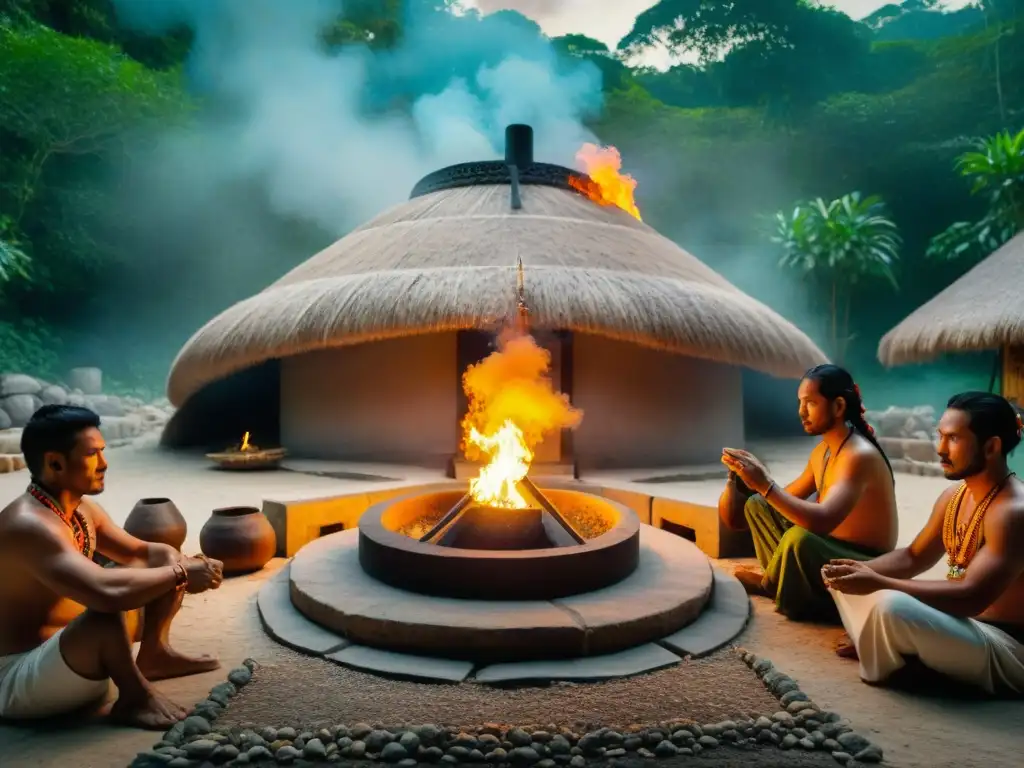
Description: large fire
xmin=462 ymin=332 xmax=582 ymax=509
xmin=569 ymin=143 xmax=642 ymax=220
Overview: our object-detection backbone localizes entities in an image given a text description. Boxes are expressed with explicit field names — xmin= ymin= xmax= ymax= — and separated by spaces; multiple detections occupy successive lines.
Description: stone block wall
xmin=0 ymin=370 xmax=175 ymax=473
xmin=864 ymin=405 xmax=943 ymax=477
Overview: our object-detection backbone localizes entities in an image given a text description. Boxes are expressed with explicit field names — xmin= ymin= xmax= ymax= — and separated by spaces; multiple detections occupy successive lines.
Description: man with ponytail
xmin=823 ymin=392 xmax=1024 ymax=694
xmin=719 ymin=364 xmax=899 ymax=622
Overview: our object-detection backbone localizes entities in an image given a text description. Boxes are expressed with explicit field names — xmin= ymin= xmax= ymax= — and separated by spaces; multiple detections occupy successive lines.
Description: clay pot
xmin=124 ymin=497 xmax=187 ymax=550
xmin=199 ymin=506 xmax=277 ymax=575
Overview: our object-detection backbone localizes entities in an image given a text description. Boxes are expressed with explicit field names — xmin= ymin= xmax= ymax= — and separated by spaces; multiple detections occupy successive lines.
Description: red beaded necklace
xmin=27 ymin=482 xmax=95 ymax=559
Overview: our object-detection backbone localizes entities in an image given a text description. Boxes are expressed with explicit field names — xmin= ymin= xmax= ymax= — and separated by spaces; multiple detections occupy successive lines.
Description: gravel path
xmin=219 ymin=647 xmax=782 ymax=731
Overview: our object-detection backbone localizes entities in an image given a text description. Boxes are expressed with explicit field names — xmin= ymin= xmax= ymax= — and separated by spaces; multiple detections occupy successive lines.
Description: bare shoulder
xmin=0 ymin=496 xmax=72 ymax=550
xmin=986 ymin=479 xmax=1024 ymax=539
xmin=837 ymin=433 xmax=887 ymax=474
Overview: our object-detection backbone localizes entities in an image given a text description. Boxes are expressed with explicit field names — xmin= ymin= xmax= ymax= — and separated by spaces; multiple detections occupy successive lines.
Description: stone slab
xmin=473 ymin=643 xmax=682 ymax=684
xmin=651 ymin=495 xmax=753 ymax=558
xmin=263 ymin=483 xmax=417 ymax=556
xmin=326 ymin=644 xmax=473 ymax=683
xmin=288 ymin=524 xmax=714 ymax=662
xmin=658 ymin=567 xmax=750 ymax=658
xmin=256 ymin=566 xmax=350 ymax=655
xmin=552 ymin=525 xmax=713 ymax=654
xmin=290 ymin=530 xmax=585 ymax=660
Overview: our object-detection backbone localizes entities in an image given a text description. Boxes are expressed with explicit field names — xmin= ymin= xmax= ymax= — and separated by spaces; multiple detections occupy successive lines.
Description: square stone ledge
xmin=263 ymin=484 xmax=414 ymax=556
xmin=256 ymin=566 xmax=350 ymax=656
xmin=595 ymin=486 xmax=652 ymax=525
xmin=473 ymin=643 xmax=682 ymax=684
xmin=327 ymin=644 xmax=474 ymax=683
xmin=651 ymin=497 xmax=753 ymax=559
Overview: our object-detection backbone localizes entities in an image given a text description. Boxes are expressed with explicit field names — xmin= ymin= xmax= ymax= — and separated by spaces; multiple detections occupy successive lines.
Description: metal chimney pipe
xmin=505 ymin=124 xmax=534 ymax=169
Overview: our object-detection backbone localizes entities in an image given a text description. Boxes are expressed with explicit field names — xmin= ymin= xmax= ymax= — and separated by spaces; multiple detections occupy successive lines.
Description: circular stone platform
xmin=287 ymin=524 xmax=719 ymax=663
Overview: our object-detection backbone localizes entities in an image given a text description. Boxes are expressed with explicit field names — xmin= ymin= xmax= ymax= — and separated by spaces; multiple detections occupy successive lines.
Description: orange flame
xmin=467 ymin=420 xmax=532 ymax=508
xmin=461 ymin=332 xmax=582 ymax=509
xmin=240 ymin=432 xmax=251 ymax=451
xmin=569 ymin=143 xmax=642 ymax=220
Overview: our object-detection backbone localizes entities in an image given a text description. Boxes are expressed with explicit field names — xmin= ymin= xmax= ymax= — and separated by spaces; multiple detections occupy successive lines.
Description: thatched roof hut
xmin=878 ymin=230 xmax=1024 ymax=366
xmin=165 ymin=125 xmax=826 ymax=470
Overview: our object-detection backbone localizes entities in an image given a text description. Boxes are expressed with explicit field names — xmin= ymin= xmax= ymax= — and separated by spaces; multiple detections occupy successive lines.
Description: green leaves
xmin=927 ymin=127 xmax=1024 ymax=261
xmin=771 ymin=192 xmax=902 ymax=289
xmin=0 ymin=21 xmax=189 ymax=156
xmin=769 ymin=191 xmax=901 ymax=362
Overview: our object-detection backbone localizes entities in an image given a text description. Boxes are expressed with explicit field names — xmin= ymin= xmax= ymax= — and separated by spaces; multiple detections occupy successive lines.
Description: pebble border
xmin=129 ymin=650 xmax=886 ymax=767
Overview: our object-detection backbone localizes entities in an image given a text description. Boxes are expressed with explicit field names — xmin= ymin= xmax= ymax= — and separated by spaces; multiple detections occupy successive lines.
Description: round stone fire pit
xmin=358 ymin=487 xmax=641 ymax=600
xmin=282 ymin=481 xmax=734 ymax=664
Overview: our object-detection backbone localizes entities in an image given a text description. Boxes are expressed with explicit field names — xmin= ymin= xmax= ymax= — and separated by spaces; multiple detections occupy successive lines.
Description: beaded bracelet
xmin=173 ymin=562 xmax=188 ymax=592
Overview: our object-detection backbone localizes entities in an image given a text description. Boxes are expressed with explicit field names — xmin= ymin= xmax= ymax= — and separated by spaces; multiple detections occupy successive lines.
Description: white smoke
xmin=111 ymin=0 xmax=603 ymax=234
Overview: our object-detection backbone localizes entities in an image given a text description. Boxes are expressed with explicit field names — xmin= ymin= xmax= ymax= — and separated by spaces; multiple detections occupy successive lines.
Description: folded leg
xmin=764 ymin=526 xmax=876 ymax=622
xmin=833 ymin=590 xmax=1024 ymax=694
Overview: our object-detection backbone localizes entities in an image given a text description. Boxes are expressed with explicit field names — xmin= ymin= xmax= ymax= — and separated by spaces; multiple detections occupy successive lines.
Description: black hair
xmin=20 ymin=405 xmax=102 ymax=478
xmin=946 ymin=391 xmax=1022 ymax=458
xmin=803 ymin=363 xmax=893 ymax=480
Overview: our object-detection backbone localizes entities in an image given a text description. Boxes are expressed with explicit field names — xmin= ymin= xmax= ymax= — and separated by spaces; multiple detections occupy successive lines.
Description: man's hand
xmin=183 ymin=554 xmax=224 ymax=594
xmin=722 ymin=448 xmax=772 ymax=496
xmin=822 ymin=559 xmax=883 ymax=595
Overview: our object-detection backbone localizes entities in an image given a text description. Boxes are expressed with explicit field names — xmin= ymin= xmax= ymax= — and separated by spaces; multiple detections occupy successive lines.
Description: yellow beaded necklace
xmin=941 ymin=473 xmax=1014 ymax=580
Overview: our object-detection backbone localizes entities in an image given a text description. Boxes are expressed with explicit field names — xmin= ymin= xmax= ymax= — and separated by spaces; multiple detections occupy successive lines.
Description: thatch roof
xmin=878 ymin=230 xmax=1024 ymax=366
xmin=167 ymin=183 xmax=827 ymax=406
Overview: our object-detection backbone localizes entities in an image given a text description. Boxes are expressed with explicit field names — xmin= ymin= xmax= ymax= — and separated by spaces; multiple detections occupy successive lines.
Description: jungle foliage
xmin=0 ymin=0 xmax=1022 ymax=385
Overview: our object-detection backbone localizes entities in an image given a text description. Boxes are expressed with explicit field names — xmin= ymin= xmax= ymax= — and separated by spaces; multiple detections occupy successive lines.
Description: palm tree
xmin=927 ymin=127 xmax=1024 ymax=261
xmin=771 ymin=192 xmax=901 ymax=363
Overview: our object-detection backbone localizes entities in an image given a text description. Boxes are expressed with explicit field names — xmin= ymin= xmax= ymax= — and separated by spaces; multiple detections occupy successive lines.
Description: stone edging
xmin=129 ymin=650 xmax=886 ymax=767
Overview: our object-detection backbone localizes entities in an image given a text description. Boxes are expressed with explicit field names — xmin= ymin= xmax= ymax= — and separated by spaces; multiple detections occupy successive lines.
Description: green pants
xmin=744 ymin=495 xmax=881 ymax=622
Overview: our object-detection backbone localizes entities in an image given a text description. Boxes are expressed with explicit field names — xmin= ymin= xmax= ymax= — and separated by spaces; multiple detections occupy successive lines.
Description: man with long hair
xmin=719 ymin=364 xmax=898 ymax=621
xmin=0 ymin=406 xmax=224 ymax=728
xmin=824 ymin=392 xmax=1024 ymax=693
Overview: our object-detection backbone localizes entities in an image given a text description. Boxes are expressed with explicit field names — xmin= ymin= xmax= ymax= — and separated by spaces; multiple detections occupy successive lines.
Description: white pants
xmin=0 ymin=629 xmax=110 ymax=718
xmin=833 ymin=589 xmax=1024 ymax=694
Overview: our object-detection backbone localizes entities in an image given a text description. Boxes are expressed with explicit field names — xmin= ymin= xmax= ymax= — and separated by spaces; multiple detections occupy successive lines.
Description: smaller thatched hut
xmin=878 ymin=230 xmax=1024 ymax=404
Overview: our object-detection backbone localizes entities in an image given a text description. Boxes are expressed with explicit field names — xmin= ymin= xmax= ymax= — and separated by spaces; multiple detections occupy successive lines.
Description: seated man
xmin=719 ymin=364 xmax=898 ymax=621
xmin=0 ymin=405 xmax=224 ymax=728
xmin=824 ymin=392 xmax=1024 ymax=694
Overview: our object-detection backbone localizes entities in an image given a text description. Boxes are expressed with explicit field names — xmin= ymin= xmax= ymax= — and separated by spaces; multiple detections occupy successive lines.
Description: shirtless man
xmin=719 ymin=364 xmax=898 ymax=622
xmin=823 ymin=392 xmax=1024 ymax=693
xmin=0 ymin=405 xmax=224 ymax=728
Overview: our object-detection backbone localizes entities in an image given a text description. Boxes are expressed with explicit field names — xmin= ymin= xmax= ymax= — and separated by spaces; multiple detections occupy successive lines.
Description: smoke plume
xmin=111 ymin=0 xmax=602 ymax=233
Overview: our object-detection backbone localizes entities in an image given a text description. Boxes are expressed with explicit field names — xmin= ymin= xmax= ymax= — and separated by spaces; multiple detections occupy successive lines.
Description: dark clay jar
xmin=124 ymin=497 xmax=187 ymax=550
xmin=199 ymin=506 xmax=277 ymax=575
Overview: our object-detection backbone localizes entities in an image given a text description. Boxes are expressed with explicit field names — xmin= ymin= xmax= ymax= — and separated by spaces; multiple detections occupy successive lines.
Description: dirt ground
xmin=218 ymin=645 xmax=782 ymax=728
xmin=0 ymin=438 xmax=1021 ymax=768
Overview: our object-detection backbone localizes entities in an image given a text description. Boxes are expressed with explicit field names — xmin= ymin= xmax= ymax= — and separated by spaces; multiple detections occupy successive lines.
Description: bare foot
xmin=137 ymin=645 xmax=221 ymax=682
xmin=110 ymin=691 xmax=186 ymax=730
xmin=835 ymin=633 xmax=858 ymax=660
xmin=734 ymin=566 xmax=768 ymax=597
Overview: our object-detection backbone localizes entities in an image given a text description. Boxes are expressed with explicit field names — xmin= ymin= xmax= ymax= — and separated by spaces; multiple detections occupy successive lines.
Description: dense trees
xmin=0 ymin=0 xmax=1022 ymax=388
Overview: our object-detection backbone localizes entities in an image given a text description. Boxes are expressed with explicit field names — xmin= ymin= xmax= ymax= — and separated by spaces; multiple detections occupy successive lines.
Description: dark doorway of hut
xmin=449 ymin=329 xmax=577 ymax=480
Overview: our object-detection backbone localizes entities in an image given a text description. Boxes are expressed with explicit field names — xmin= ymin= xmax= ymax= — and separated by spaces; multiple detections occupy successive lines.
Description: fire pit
xmin=358 ymin=480 xmax=640 ymax=600
xmin=206 ymin=431 xmax=286 ymax=471
xmin=258 ymin=125 xmax=751 ymax=670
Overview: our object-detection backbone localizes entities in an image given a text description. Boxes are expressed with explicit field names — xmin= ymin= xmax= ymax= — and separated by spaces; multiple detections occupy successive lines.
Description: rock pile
xmin=0 ymin=369 xmax=174 ymax=473
xmin=864 ymin=405 xmax=943 ymax=477
xmin=131 ymin=651 xmax=883 ymax=767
